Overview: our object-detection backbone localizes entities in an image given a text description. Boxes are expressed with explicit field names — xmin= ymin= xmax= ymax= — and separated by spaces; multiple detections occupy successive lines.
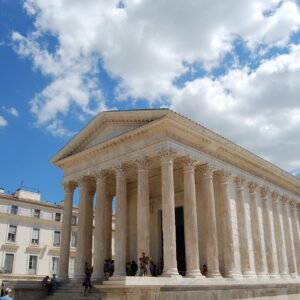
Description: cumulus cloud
xmin=171 ymin=44 xmax=300 ymax=172
xmin=11 ymin=0 xmax=300 ymax=173
xmin=0 ymin=116 xmax=8 ymax=127
xmin=2 ymin=106 xmax=19 ymax=117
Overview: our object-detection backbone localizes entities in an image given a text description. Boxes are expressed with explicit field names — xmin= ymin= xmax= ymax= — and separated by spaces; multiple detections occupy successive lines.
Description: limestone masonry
xmin=50 ymin=108 xmax=300 ymax=299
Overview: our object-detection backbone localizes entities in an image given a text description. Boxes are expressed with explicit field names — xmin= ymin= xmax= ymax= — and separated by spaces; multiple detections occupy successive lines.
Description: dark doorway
xmin=175 ymin=206 xmax=186 ymax=276
xmin=160 ymin=206 xmax=186 ymax=276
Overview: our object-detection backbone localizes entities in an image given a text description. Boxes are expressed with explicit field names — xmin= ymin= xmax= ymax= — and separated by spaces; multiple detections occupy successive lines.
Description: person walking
xmin=83 ymin=262 xmax=93 ymax=296
xmin=0 ymin=288 xmax=14 ymax=300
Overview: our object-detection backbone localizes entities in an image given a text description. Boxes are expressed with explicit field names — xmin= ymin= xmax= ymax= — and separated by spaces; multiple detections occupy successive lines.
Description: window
xmin=28 ymin=255 xmax=37 ymax=274
xmin=4 ymin=254 xmax=14 ymax=273
xmin=31 ymin=228 xmax=40 ymax=245
xmin=53 ymin=231 xmax=61 ymax=247
xmin=7 ymin=225 xmax=17 ymax=243
xmin=55 ymin=213 xmax=61 ymax=222
xmin=71 ymin=215 xmax=77 ymax=225
xmin=70 ymin=232 xmax=77 ymax=247
xmin=10 ymin=205 xmax=18 ymax=215
xmin=51 ymin=257 xmax=59 ymax=275
xmin=33 ymin=209 xmax=40 ymax=218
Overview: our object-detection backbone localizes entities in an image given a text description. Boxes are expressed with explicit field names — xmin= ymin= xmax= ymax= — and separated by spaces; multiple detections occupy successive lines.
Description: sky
xmin=0 ymin=0 xmax=300 ymax=203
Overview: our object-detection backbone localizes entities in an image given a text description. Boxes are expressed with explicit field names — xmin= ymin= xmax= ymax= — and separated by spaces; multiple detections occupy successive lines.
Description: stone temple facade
xmin=51 ymin=109 xmax=300 ymax=299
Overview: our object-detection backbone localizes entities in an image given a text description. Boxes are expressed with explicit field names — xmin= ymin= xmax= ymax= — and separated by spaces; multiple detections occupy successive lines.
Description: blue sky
xmin=1 ymin=0 xmax=300 ymax=203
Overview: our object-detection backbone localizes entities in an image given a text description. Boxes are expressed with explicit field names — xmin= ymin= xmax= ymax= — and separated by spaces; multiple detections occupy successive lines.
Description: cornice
xmin=52 ymin=110 xmax=299 ymax=196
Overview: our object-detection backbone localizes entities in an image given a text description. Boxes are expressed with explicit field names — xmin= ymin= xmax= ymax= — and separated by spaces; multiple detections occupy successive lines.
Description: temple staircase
xmin=46 ymin=282 xmax=102 ymax=300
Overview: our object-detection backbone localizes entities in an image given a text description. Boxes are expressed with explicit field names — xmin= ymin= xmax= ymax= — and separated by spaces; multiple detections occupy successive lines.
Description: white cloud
xmin=171 ymin=44 xmax=300 ymax=172
xmin=0 ymin=116 xmax=7 ymax=127
xmin=2 ymin=106 xmax=19 ymax=117
xmin=11 ymin=0 xmax=300 ymax=173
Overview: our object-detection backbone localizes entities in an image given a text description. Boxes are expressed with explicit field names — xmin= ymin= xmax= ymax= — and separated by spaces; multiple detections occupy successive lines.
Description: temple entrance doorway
xmin=160 ymin=206 xmax=186 ymax=276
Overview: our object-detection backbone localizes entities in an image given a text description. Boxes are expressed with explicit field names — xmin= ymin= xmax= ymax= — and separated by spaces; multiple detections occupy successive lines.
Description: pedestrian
xmin=157 ymin=258 xmax=164 ymax=275
xmin=51 ymin=274 xmax=57 ymax=291
xmin=0 ymin=282 xmax=4 ymax=297
xmin=82 ymin=262 xmax=93 ymax=296
xmin=0 ymin=288 xmax=14 ymax=300
xmin=202 ymin=264 xmax=208 ymax=276
xmin=42 ymin=276 xmax=52 ymax=295
xmin=103 ymin=259 xmax=110 ymax=279
xmin=130 ymin=260 xmax=138 ymax=276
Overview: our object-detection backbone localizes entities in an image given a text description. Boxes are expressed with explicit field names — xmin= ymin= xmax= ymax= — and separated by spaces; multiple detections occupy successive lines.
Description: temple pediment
xmin=51 ymin=109 xmax=171 ymax=163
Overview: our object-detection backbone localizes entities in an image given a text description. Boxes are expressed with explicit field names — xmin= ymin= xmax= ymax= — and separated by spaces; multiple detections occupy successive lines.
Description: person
xmin=0 ymin=282 xmax=4 ymax=297
xmin=137 ymin=252 xmax=148 ymax=276
xmin=83 ymin=262 xmax=93 ymax=296
xmin=109 ymin=260 xmax=114 ymax=277
xmin=202 ymin=264 xmax=208 ymax=277
xmin=103 ymin=259 xmax=110 ymax=279
xmin=42 ymin=276 xmax=52 ymax=295
xmin=0 ymin=288 xmax=14 ymax=300
xmin=157 ymin=258 xmax=164 ymax=275
xmin=51 ymin=274 xmax=57 ymax=291
xmin=130 ymin=260 xmax=138 ymax=276
xmin=150 ymin=260 xmax=157 ymax=276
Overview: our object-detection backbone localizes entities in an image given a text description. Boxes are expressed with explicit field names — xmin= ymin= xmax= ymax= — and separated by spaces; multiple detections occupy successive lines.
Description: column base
xmin=185 ymin=269 xmax=204 ymax=278
xmin=269 ymin=273 xmax=281 ymax=279
xmin=162 ymin=268 xmax=181 ymax=278
xmin=113 ymin=272 xmax=127 ymax=277
xmin=256 ymin=273 xmax=270 ymax=279
xmin=207 ymin=271 xmax=222 ymax=278
xmin=242 ymin=271 xmax=257 ymax=279
xmin=280 ymin=273 xmax=290 ymax=279
xmin=290 ymin=272 xmax=297 ymax=278
xmin=223 ymin=272 xmax=243 ymax=279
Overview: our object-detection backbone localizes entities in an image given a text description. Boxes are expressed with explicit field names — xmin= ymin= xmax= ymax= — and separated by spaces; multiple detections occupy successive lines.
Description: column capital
xmin=182 ymin=158 xmax=198 ymax=172
xmin=271 ymin=191 xmax=279 ymax=202
xmin=218 ymin=170 xmax=232 ymax=183
xmin=94 ymin=170 xmax=109 ymax=183
xmin=260 ymin=187 xmax=270 ymax=198
xmin=247 ymin=181 xmax=258 ymax=194
xmin=198 ymin=163 xmax=214 ymax=177
xmin=234 ymin=175 xmax=246 ymax=188
xmin=159 ymin=149 xmax=176 ymax=163
xmin=136 ymin=158 xmax=150 ymax=170
xmin=61 ymin=181 xmax=77 ymax=193
xmin=289 ymin=200 xmax=298 ymax=208
xmin=280 ymin=195 xmax=289 ymax=206
xmin=77 ymin=176 xmax=93 ymax=187
xmin=115 ymin=165 xmax=127 ymax=177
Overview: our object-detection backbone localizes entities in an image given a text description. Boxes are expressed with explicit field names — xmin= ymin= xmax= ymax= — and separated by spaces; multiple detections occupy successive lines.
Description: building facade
xmin=51 ymin=109 xmax=300 ymax=283
xmin=0 ymin=188 xmax=81 ymax=279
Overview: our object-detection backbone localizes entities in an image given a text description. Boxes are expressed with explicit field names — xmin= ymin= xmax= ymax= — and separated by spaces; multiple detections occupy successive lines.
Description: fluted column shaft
xmin=248 ymin=182 xmax=268 ymax=277
xmin=290 ymin=202 xmax=300 ymax=276
xmin=261 ymin=189 xmax=278 ymax=278
xmin=160 ymin=151 xmax=179 ymax=277
xmin=58 ymin=182 xmax=76 ymax=281
xmin=219 ymin=172 xmax=239 ymax=278
xmin=105 ymin=194 xmax=113 ymax=260
xmin=234 ymin=177 xmax=255 ymax=277
xmin=199 ymin=164 xmax=220 ymax=278
xmin=114 ymin=167 xmax=127 ymax=276
xmin=281 ymin=198 xmax=297 ymax=277
xmin=93 ymin=172 xmax=107 ymax=280
xmin=271 ymin=194 xmax=289 ymax=277
xmin=183 ymin=161 xmax=202 ymax=278
xmin=136 ymin=159 xmax=150 ymax=260
xmin=75 ymin=178 xmax=94 ymax=279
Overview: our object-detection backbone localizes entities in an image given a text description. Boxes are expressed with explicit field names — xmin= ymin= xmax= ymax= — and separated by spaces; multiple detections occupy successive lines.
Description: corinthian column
xmin=160 ymin=150 xmax=180 ymax=277
xmin=234 ymin=176 xmax=256 ymax=278
xmin=248 ymin=182 xmax=268 ymax=278
xmin=58 ymin=181 xmax=76 ymax=281
xmin=105 ymin=194 xmax=113 ymax=260
xmin=271 ymin=192 xmax=289 ymax=278
xmin=75 ymin=177 xmax=94 ymax=279
xmin=219 ymin=171 xmax=240 ymax=278
xmin=93 ymin=172 xmax=108 ymax=281
xmin=113 ymin=166 xmax=127 ymax=276
xmin=290 ymin=201 xmax=300 ymax=276
xmin=136 ymin=159 xmax=150 ymax=261
xmin=261 ymin=188 xmax=279 ymax=278
xmin=199 ymin=164 xmax=221 ymax=278
xmin=182 ymin=159 xmax=203 ymax=278
xmin=281 ymin=197 xmax=297 ymax=277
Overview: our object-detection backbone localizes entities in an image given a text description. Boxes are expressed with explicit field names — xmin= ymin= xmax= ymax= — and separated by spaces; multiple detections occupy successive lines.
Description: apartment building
xmin=0 ymin=188 xmax=79 ymax=279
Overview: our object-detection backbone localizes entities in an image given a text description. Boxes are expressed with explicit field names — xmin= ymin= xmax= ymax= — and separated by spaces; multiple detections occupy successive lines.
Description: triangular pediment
xmin=51 ymin=109 xmax=171 ymax=164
